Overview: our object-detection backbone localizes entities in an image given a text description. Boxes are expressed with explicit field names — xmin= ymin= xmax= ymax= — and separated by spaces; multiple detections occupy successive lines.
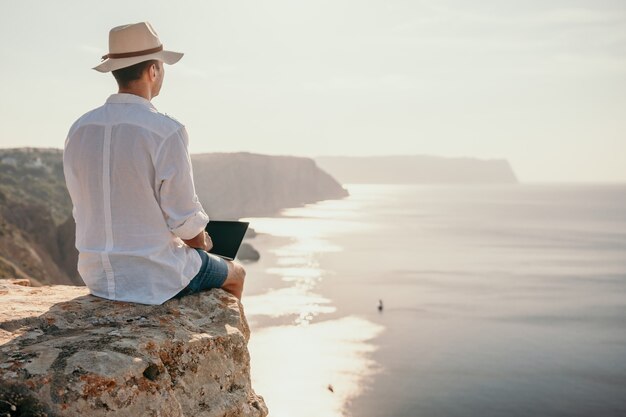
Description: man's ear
xmin=150 ymin=63 xmax=157 ymax=80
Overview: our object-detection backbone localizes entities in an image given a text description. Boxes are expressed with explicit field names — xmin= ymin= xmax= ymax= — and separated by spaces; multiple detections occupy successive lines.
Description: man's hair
xmin=111 ymin=59 xmax=159 ymax=88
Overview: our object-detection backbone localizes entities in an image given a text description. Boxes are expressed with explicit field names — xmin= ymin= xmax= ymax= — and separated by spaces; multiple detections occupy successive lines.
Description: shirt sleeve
xmin=154 ymin=126 xmax=209 ymax=240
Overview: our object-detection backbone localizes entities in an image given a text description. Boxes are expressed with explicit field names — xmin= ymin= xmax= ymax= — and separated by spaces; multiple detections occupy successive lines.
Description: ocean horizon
xmin=241 ymin=183 xmax=626 ymax=417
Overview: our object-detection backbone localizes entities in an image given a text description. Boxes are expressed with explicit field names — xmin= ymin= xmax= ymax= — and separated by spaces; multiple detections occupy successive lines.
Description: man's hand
xmin=182 ymin=230 xmax=213 ymax=252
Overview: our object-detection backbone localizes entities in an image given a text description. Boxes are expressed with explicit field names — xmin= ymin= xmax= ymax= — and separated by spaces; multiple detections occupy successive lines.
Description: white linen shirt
xmin=63 ymin=93 xmax=209 ymax=305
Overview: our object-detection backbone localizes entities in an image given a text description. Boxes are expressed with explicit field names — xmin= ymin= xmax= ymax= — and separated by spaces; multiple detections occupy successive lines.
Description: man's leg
xmin=221 ymin=260 xmax=246 ymax=300
xmin=173 ymin=251 xmax=245 ymax=301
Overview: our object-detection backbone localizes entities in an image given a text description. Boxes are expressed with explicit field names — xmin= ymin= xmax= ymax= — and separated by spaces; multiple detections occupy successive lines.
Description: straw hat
xmin=94 ymin=22 xmax=183 ymax=72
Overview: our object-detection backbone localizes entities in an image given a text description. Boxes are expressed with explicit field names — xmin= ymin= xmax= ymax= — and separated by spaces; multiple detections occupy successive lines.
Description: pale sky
xmin=1 ymin=0 xmax=625 ymax=182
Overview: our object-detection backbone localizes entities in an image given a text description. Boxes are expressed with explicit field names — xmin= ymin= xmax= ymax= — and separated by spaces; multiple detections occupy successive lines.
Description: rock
xmin=0 ymin=201 xmax=80 ymax=286
xmin=244 ymin=227 xmax=257 ymax=239
xmin=7 ymin=278 xmax=31 ymax=287
xmin=0 ymin=282 xmax=268 ymax=417
xmin=236 ymin=243 xmax=260 ymax=262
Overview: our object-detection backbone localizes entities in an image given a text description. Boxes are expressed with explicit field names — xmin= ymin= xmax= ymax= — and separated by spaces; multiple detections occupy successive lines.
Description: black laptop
xmin=205 ymin=220 xmax=250 ymax=261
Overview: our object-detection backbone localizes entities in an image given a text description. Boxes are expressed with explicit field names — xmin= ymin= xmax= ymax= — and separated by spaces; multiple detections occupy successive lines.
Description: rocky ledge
xmin=0 ymin=280 xmax=268 ymax=417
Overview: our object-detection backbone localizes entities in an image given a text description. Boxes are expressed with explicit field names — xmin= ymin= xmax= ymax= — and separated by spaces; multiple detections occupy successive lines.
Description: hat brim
xmin=93 ymin=50 xmax=183 ymax=73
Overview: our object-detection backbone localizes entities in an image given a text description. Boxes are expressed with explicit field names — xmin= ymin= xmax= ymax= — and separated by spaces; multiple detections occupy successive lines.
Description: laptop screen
xmin=205 ymin=220 xmax=250 ymax=260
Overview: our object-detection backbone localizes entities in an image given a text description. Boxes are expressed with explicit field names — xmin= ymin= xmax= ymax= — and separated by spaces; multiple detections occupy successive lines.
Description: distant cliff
xmin=0 ymin=148 xmax=348 ymax=285
xmin=0 ymin=280 xmax=268 ymax=417
xmin=191 ymin=152 xmax=348 ymax=219
xmin=0 ymin=200 xmax=80 ymax=287
xmin=0 ymin=149 xmax=79 ymax=286
xmin=315 ymin=155 xmax=519 ymax=184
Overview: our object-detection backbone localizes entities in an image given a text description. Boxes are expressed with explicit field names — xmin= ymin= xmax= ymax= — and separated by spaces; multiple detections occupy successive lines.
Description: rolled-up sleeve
xmin=154 ymin=127 xmax=209 ymax=240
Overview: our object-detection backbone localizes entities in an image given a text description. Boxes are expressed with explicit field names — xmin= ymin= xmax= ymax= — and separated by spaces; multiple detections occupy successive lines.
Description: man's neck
xmin=118 ymin=86 xmax=152 ymax=101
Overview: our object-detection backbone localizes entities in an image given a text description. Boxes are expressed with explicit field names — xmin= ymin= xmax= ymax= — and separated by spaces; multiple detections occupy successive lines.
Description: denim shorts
xmin=174 ymin=249 xmax=229 ymax=299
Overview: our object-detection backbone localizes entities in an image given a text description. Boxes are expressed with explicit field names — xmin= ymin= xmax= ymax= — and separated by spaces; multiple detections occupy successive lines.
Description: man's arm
xmin=155 ymin=126 xmax=210 ymax=244
xmin=182 ymin=230 xmax=213 ymax=252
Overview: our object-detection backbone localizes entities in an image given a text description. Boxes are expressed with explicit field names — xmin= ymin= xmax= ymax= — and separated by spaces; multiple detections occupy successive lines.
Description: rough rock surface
xmin=0 ymin=281 xmax=268 ymax=417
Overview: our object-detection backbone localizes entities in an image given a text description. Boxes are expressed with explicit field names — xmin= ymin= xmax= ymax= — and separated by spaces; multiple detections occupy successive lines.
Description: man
xmin=63 ymin=22 xmax=245 ymax=305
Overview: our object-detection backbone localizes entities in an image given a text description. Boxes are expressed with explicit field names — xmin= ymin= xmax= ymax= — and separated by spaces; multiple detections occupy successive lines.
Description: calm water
xmin=242 ymin=184 xmax=626 ymax=417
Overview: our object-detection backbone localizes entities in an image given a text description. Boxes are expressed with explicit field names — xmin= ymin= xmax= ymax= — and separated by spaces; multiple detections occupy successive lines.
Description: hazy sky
xmin=1 ymin=1 xmax=625 ymax=182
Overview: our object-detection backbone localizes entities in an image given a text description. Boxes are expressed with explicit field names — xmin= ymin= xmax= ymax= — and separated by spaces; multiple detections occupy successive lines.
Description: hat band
xmin=101 ymin=45 xmax=163 ymax=61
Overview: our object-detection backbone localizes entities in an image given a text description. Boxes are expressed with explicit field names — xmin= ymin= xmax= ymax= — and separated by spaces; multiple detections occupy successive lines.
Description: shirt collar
xmin=106 ymin=93 xmax=157 ymax=110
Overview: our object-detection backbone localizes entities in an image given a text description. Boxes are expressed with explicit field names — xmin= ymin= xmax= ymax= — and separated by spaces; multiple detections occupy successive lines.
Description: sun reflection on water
xmin=244 ymin=286 xmax=336 ymax=326
xmin=248 ymin=316 xmax=384 ymax=417
xmin=272 ymin=238 xmax=343 ymax=255
xmin=241 ymin=200 xmax=384 ymax=416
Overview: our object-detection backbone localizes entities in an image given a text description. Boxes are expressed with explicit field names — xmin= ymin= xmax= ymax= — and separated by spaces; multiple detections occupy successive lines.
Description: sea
xmin=240 ymin=183 xmax=626 ymax=417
